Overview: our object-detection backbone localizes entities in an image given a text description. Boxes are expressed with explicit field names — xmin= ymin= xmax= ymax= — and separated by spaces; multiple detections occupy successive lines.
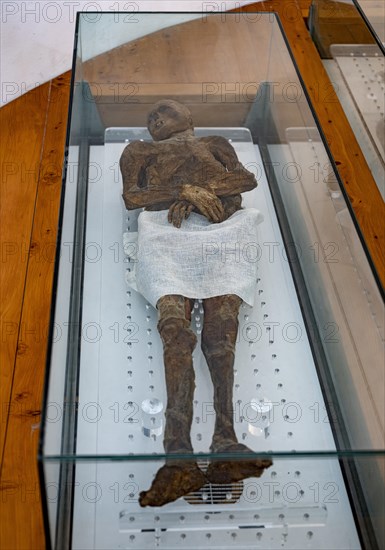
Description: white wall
xmin=1 ymin=0 xmax=258 ymax=105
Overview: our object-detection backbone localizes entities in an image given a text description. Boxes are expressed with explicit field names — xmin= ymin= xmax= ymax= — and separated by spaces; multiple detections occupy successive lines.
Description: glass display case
xmin=39 ymin=12 xmax=385 ymax=550
xmin=309 ymin=0 xmax=385 ymax=198
xmin=354 ymin=0 xmax=385 ymax=46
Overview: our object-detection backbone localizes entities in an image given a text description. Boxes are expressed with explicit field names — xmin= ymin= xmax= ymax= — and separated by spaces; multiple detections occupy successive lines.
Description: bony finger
xmin=175 ymin=207 xmax=184 ymax=227
xmin=208 ymin=200 xmax=221 ymax=220
xmin=207 ymin=206 xmax=219 ymax=222
xmin=168 ymin=202 xmax=177 ymax=223
xmin=215 ymin=201 xmax=225 ymax=219
xmin=185 ymin=205 xmax=193 ymax=218
xmin=173 ymin=207 xmax=182 ymax=228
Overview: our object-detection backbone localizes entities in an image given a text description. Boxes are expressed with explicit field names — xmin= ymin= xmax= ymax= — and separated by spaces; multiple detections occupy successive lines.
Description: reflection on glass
xmin=39 ymin=12 xmax=384 ymax=550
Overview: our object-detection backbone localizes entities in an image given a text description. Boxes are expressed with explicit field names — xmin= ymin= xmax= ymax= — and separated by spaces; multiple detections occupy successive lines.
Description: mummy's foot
xmin=139 ymin=462 xmax=207 ymax=507
xmin=206 ymin=443 xmax=272 ymax=484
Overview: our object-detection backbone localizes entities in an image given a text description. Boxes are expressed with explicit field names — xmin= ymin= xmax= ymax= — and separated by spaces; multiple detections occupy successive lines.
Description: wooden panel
xmin=0 ymin=85 xmax=49 ymax=458
xmin=0 ymin=73 xmax=70 ymax=550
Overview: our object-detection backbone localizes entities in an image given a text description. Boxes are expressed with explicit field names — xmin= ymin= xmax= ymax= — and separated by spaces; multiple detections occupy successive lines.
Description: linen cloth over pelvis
xmin=123 ymin=208 xmax=264 ymax=308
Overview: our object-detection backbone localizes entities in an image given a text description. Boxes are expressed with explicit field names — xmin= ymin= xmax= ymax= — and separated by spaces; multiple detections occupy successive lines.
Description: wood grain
xmin=0 ymin=84 xmax=49 ymax=460
xmin=0 ymin=72 xmax=70 ymax=550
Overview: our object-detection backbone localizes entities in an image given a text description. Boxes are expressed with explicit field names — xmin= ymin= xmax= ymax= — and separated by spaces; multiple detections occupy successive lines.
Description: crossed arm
xmin=120 ymin=137 xmax=258 ymax=224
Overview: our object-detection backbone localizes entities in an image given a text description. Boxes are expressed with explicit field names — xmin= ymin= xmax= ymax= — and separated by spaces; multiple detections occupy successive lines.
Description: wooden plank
xmin=0 ymin=72 xmax=71 ymax=550
xmin=0 ymin=85 xmax=49 ymax=459
xmin=237 ymin=0 xmax=385 ymax=287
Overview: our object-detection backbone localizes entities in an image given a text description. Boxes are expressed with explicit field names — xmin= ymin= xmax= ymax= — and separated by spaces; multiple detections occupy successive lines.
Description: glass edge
xmin=37 ymin=8 xmax=385 ymax=461
xmin=37 ymin=9 xmax=279 ymax=458
xmin=39 ymin=449 xmax=385 ymax=462
xmin=273 ymin=12 xmax=385 ymax=301
xmin=37 ymin=458 xmax=53 ymax=550
xmin=38 ymin=12 xmax=81 ymax=462
xmin=352 ymin=0 xmax=385 ymax=55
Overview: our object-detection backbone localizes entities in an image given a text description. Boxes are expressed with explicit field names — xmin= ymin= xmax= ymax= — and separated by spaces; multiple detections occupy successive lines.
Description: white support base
xmin=70 ymin=130 xmax=361 ymax=549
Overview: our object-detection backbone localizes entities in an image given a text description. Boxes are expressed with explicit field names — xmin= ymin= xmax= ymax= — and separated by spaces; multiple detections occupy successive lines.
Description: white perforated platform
xmin=333 ymin=51 xmax=384 ymax=162
xmin=325 ymin=45 xmax=385 ymax=199
xmin=71 ymin=130 xmax=361 ymax=549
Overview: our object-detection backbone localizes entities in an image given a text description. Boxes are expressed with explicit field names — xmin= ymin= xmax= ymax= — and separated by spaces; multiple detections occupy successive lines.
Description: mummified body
xmin=120 ymin=100 xmax=272 ymax=507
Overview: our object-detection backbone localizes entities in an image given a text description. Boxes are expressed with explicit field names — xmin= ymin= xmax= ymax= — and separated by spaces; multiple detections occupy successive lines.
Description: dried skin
xmin=139 ymin=294 xmax=272 ymax=507
xmin=120 ymin=101 xmax=271 ymax=507
xmin=120 ymin=100 xmax=257 ymax=222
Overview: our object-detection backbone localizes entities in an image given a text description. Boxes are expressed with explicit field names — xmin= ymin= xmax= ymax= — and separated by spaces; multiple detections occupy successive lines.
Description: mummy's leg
xmin=201 ymin=294 xmax=242 ymax=452
xmin=201 ymin=294 xmax=272 ymax=484
xmin=139 ymin=294 xmax=206 ymax=507
xmin=157 ymin=294 xmax=196 ymax=453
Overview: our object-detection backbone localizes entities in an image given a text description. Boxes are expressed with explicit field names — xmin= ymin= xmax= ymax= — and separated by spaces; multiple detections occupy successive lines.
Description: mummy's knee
xmin=157 ymin=317 xmax=197 ymax=351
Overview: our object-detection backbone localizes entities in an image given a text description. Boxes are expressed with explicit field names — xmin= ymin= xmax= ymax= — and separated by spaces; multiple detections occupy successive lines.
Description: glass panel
xmin=354 ymin=0 xmax=385 ymax=45
xmin=309 ymin=0 xmax=385 ymax=198
xmin=68 ymin=456 xmax=360 ymax=549
xmin=39 ymin=11 xmax=384 ymax=550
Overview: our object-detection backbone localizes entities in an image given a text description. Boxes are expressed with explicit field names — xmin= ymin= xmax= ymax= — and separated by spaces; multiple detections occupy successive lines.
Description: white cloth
xmin=123 ymin=208 xmax=264 ymax=308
